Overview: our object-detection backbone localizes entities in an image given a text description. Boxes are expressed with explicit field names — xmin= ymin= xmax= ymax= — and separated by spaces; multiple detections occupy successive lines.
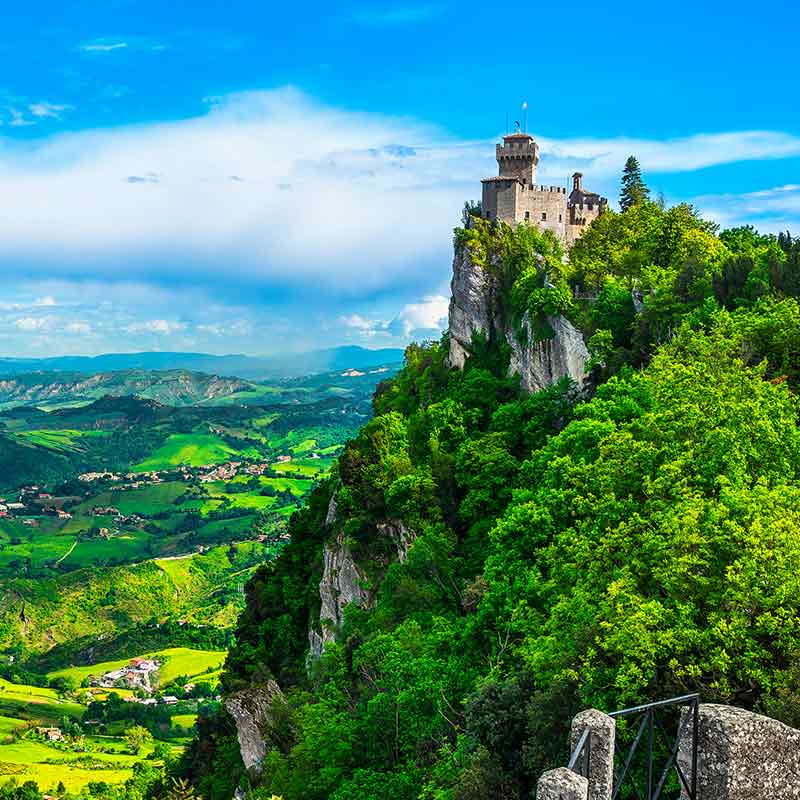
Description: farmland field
xmin=47 ymin=646 xmax=226 ymax=686
xmin=132 ymin=432 xmax=245 ymax=471
xmin=0 ymin=359 xmax=398 ymax=793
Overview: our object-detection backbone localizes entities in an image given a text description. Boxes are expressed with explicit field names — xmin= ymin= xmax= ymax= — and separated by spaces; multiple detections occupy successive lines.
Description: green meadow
xmin=132 ymin=432 xmax=256 ymax=471
xmin=47 ymin=647 xmax=226 ymax=687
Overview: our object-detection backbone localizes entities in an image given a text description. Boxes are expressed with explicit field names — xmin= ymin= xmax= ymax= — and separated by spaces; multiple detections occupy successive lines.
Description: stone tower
xmin=496 ymin=133 xmax=540 ymax=185
xmin=480 ymin=132 xmax=607 ymax=247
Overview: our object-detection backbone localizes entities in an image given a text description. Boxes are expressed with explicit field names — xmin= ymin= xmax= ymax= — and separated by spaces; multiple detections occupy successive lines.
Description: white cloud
xmin=34 ymin=295 xmax=57 ymax=307
xmin=6 ymin=108 xmax=33 ymax=128
xmin=125 ymin=319 xmax=186 ymax=335
xmin=28 ymin=102 xmax=71 ymax=120
xmin=389 ymin=294 xmax=449 ymax=337
xmin=65 ymin=321 xmax=91 ymax=334
xmin=0 ymin=88 xmax=798 ymax=314
xmin=536 ymin=131 xmax=800 ymax=181
xmin=80 ymin=41 xmax=129 ymax=53
xmin=197 ymin=319 xmax=253 ymax=337
xmin=339 ymin=294 xmax=449 ymax=341
xmin=688 ymin=184 xmax=800 ymax=233
xmin=14 ymin=317 xmax=49 ymax=331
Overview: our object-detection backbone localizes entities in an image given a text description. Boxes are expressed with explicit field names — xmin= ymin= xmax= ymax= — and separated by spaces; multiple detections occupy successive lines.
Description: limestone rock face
xmin=308 ymin=530 xmax=368 ymax=659
xmin=508 ymin=313 xmax=590 ymax=394
xmin=376 ymin=518 xmax=416 ymax=563
xmin=447 ymin=242 xmax=588 ymax=392
xmin=225 ymin=680 xmax=285 ymax=777
xmin=308 ymin=519 xmax=416 ymax=660
xmin=448 ymin=243 xmax=499 ymax=370
xmin=678 ymin=703 xmax=800 ymax=799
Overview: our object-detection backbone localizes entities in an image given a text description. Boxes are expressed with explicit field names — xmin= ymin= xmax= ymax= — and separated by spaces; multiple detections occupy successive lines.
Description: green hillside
xmin=181 ymin=206 xmax=800 ymax=799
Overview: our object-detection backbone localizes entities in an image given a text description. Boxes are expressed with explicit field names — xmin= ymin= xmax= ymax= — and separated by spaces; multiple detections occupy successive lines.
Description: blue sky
xmin=1 ymin=0 xmax=798 ymax=357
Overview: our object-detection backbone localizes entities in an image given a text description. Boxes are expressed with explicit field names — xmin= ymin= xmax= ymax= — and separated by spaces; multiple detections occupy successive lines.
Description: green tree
xmin=620 ymin=155 xmax=650 ymax=211
xmin=124 ymin=724 xmax=154 ymax=754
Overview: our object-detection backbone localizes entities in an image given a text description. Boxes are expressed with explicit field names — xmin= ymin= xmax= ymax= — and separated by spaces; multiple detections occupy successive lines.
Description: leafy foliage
xmin=183 ymin=176 xmax=800 ymax=799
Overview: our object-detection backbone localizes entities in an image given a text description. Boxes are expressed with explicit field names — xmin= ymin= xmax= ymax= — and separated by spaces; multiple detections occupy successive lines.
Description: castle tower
xmin=496 ymin=133 xmax=539 ymax=185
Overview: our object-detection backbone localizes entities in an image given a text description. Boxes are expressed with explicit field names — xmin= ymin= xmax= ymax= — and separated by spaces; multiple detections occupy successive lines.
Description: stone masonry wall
xmin=677 ymin=703 xmax=800 ymax=799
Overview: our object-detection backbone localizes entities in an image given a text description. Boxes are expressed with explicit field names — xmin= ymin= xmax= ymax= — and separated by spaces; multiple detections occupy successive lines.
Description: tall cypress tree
xmin=620 ymin=155 xmax=650 ymax=211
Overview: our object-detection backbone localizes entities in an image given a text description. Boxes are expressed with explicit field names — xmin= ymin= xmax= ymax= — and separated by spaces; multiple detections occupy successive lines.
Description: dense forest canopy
xmin=163 ymin=175 xmax=800 ymax=799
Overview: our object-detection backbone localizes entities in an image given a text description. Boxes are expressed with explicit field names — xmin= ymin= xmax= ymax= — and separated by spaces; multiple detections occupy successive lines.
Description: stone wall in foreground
xmin=537 ymin=703 xmax=800 ymax=800
xmin=677 ymin=703 xmax=800 ymax=800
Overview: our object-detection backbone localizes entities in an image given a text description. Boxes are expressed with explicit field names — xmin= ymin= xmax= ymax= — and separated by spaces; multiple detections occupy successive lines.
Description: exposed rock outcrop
xmin=448 ymin=240 xmax=589 ymax=393
xmin=508 ymin=312 xmax=590 ymax=394
xmin=376 ymin=518 xmax=416 ymax=563
xmin=308 ymin=530 xmax=368 ymax=659
xmin=308 ymin=517 xmax=416 ymax=660
xmin=225 ymin=680 xmax=287 ymax=777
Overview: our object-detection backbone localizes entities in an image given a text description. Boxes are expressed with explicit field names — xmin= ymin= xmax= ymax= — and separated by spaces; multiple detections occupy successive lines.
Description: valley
xmin=0 ymin=356 xmax=399 ymax=792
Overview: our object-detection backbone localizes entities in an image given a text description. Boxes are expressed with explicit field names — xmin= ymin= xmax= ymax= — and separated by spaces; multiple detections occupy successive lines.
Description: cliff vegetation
xmin=180 ymin=186 xmax=800 ymax=800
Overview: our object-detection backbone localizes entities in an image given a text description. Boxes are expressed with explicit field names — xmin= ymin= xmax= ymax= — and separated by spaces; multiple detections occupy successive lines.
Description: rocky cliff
xmin=225 ymin=680 xmax=289 ymax=778
xmin=307 ymin=496 xmax=415 ymax=660
xmin=448 ymin=239 xmax=589 ymax=393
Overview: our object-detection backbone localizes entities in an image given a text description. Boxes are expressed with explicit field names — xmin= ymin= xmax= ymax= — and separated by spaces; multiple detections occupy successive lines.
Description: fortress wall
xmin=520 ymin=186 xmax=568 ymax=241
xmin=482 ymin=180 xmax=523 ymax=223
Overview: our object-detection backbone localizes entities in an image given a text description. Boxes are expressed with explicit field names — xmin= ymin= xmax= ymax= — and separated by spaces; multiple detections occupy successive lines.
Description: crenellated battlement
xmin=480 ymin=130 xmax=607 ymax=247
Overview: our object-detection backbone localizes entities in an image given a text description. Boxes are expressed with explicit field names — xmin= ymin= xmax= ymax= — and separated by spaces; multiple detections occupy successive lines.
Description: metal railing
xmin=565 ymin=693 xmax=699 ymax=800
xmin=568 ymin=726 xmax=592 ymax=779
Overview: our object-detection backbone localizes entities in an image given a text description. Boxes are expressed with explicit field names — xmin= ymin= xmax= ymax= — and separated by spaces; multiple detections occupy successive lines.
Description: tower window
xmin=541 ymin=212 xmax=547 ymax=221
xmin=524 ymin=211 xmax=530 ymax=221
xmin=559 ymin=214 xmax=562 ymax=222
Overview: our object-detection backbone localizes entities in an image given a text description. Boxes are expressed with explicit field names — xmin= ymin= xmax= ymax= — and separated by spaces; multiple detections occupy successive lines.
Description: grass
xmin=47 ymin=647 xmax=227 ymax=688
xmin=70 ymin=481 xmax=187 ymax=517
xmin=0 ymin=760 xmax=133 ymax=792
xmin=289 ymin=438 xmax=317 ymax=454
xmin=132 ymin=433 xmax=240 ymax=472
xmin=272 ymin=458 xmax=330 ymax=477
xmin=0 ymin=678 xmax=84 ymax=723
xmin=171 ymin=713 xmax=197 ymax=729
xmin=14 ymin=429 xmax=109 ymax=453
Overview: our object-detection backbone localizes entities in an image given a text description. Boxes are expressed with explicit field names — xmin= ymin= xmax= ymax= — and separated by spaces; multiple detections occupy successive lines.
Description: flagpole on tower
xmin=522 ymin=101 xmax=528 ymax=133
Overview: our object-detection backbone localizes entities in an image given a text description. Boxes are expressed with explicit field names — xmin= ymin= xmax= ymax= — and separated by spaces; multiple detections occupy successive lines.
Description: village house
xmin=36 ymin=727 xmax=64 ymax=742
xmin=92 ymin=506 xmax=121 ymax=516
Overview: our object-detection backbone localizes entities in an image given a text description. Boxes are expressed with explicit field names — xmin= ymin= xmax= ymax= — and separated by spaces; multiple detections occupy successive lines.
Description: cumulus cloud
xmin=125 ymin=319 xmax=186 ymax=335
xmin=14 ymin=317 xmax=50 ymax=331
xmin=1 ymin=87 xmax=799 ymax=303
xmin=65 ymin=321 xmax=91 ymax=334
xmin=389 ymin=294 xmax=449 ymax=337
xmin=339 ymin=294 xmax=449 ymax=340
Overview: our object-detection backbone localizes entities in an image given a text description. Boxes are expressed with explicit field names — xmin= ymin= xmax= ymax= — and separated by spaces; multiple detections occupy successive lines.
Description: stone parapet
xmin=537 ymin=767 xmax=589 ymax=800
xmin=570 ymin=709 xmax=616 ymax=800
xmin=678 ymin=703 xmax=800 ymax=799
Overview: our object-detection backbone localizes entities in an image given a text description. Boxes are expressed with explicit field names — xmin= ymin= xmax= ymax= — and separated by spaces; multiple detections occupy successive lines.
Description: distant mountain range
xmin=0 ymin=346 xmax=405 ymax=381
xmin=0 ymin=369 xmax=253 ymax=409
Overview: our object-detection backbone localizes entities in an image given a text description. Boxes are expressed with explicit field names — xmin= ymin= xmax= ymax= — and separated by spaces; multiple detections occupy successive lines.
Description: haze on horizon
xmin=1 ymin=0 xmax=797 ymax=359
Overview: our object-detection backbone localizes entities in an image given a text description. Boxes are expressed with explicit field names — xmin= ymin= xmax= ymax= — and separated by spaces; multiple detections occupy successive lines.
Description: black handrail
xmin=568 ymin=726 xmax=592 ymax=777
xmin=564 ymin=694 xmax=700 ymax=800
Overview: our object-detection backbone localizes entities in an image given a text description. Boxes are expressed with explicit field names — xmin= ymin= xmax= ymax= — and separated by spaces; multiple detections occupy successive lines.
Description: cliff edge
xmin=448 ymin=234 xmax=589 ymax=393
